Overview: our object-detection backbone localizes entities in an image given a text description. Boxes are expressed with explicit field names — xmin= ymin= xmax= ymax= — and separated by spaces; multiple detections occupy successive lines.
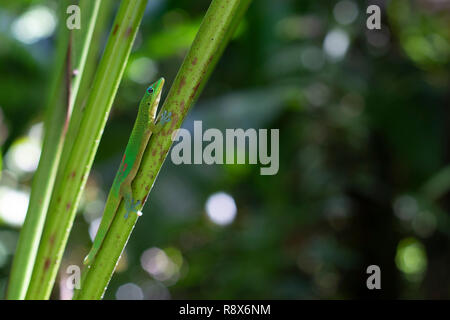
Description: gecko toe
xmin=160 ymin=110 xmax=172 ymax=124
xmin=124 ymin=198 xmax=142 ymax=218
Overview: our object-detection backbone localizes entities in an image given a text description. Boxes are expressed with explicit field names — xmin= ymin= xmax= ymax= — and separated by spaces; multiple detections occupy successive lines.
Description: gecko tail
xmin=83 ymin=248 xmax=97 ymax=266
xmin=83 ymin=238 xmax=103 ymax=265
xmin=83 ymin=196 xmax=141 ymax=265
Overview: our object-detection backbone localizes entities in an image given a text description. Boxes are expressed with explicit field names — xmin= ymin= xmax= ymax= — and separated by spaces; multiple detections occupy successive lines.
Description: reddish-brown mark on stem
xmin=112 ymin=24 xmax=119 ymax=35
xmin=178 ymin=77 xmax=186 ymax=94
xmin=44 ymin=258 xmax=51 ymax=271
xmin=180 ymin=100 xmax=186 ymax=113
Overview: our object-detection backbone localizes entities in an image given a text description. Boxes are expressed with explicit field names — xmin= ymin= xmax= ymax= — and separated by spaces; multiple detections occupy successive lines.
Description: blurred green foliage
xmin=0 ymin=0 xmax=449 ymax=299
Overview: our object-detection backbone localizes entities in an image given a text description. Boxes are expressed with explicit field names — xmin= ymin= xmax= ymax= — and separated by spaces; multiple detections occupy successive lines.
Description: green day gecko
xmin=84 ymin=77 xmax=171 ymax=265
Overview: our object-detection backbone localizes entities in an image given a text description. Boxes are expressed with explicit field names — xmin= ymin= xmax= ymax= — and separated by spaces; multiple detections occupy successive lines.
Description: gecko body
xmin=84 ymin=78 xmax=171 ymax=265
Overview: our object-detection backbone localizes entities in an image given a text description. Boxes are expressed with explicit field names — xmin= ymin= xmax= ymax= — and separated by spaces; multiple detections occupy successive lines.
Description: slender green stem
xmin=7 ymin=0 xmax=73 ymax=300
xmin=8 ymin=1 xmax=103 ymax=300
xmin=74 ymin=0 xmax=252 ymax=300
xmin=57 ymin=0 xmax=114 ymax=186
xmin=75 ymin=0 xmax=115 ymax=105
xmin=26 ymin=0 xmax=148 ymax=300
xmin=70 ymin=0 xmax=103 ymax=113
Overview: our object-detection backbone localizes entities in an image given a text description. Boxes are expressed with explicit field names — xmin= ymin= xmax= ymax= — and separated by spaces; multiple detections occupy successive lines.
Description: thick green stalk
xmin=74 ymin=0 xmax=252 ymax=300
xmin=26 ymin=0 xmax=148 ymax=300
xmin=6 ymin=15 xmax=68 ymax=300
xmin=7 ymin=1 xmax=103 ymax=300
xmin=6 ymin=0 xmax=79 ymax=300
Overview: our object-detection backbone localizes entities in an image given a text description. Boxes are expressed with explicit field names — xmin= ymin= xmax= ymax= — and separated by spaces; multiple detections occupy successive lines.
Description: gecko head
xmin=146 ymin=77 xmax=165 ymax=96
xmin=144 ymin=78 xmax=165 ymax=116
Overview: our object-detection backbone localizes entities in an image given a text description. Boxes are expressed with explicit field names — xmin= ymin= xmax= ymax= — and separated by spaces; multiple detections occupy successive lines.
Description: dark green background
xmin=0 ymin=0 xmax=449 ymax=299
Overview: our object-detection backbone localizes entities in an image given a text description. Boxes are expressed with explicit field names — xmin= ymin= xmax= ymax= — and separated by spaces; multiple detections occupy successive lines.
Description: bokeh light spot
xmin=333 ymin=1 xmax=358 ymax=25
xmin=393 ymin=195 xmax=418 ymax=221
xmin=115 ymin=283 xmax=144 ymax=300
xmin=5 ymin=137 xmax=41 ymax=174
xmin=205 ymin=192 xmax=237 ymax=226
xmin=11 ymin=6 xmax=56 ymax=44
xmin=128 ymin=57 xmax=157 ymax=84
xmin=396 ymin=238 xmax=427 ymax=280
xmin=323 ymin=29 xmax=350 ymax=61
xmin=5 ymin=123 xmax=42 ymax=175
xmin=0 ymin=186 xmax=29 ymax=226
xmin=141 ymin=247 xmax=180 ymax=283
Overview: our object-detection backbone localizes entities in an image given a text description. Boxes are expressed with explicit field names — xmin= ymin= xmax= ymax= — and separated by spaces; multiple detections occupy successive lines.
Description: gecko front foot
xmin=149 ymin=110 xmax=172 ymax=134
xmin=159 ymin=110 xmax=172 ymax=125
xmin=124 ymin=198 xmax=141 ymax=219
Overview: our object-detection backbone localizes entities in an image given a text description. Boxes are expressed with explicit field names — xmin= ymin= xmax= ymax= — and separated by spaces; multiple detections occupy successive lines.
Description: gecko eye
xmin=147 ymin=87 xmax=154 ymax=94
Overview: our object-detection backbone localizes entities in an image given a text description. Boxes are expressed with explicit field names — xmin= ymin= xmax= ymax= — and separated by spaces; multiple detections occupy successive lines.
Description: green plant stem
xmin=74 ymin=0 xmax=252 ymax=300
xmin=26 ymin=0 xmax=147 ymax=300
xmin=7 ymin=1 xmax=103 ymax=300
xmin=70 ymin=0 xmax=103 ymax=112
xmin=58 ymin=0 xmax=114 ymax=185
xmin=6 ymin=20 xmax=68 ymax=301
xmin=7 ymin=0 xmax=73 ymax=300
xmin=75 ymin=0 xmax=115 ymax=105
